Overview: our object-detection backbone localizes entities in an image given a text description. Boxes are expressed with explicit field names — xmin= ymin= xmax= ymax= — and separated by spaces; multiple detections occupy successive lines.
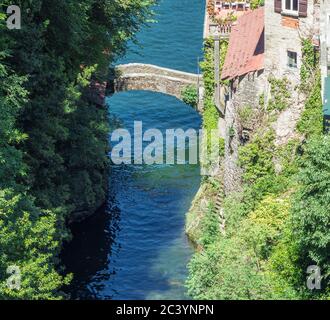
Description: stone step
xmin=212 ymin=189 xmax=226 ymax=235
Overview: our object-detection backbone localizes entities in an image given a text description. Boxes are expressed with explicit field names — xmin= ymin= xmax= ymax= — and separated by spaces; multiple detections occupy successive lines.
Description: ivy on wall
xmin=200 ymin=37 xmax=228 ymax=157
xmin=267 ymin=77 xmax=291 ymax=112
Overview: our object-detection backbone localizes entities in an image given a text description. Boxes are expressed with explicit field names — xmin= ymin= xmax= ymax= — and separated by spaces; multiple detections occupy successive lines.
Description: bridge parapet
xmin=115 ymin=63 xmax=202 ymax=82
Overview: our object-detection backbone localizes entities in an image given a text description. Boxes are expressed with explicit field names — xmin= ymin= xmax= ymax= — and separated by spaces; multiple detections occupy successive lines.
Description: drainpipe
xmin=214 ymin=31 xmax=221 ymax=113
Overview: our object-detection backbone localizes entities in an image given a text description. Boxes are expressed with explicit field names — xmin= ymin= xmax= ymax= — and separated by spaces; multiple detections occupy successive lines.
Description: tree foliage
xmin=292 ymin=136 xmax=330 ymax=294
xmin=0 ymin=0 xmax=154 ymax=299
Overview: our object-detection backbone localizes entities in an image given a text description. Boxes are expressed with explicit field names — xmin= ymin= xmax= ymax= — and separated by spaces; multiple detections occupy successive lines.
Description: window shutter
xmin=274 ymin=0 xmax=282 ymax=13
xmin=299 ymin=0 xmax=308 ymax=17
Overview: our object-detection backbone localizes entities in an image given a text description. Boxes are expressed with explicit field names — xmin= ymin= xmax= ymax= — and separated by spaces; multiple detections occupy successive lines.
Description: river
xmin=62 ymin=0 xmax=205 ymax=300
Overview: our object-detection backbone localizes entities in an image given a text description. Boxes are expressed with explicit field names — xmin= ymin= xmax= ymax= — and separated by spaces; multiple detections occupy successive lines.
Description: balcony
xmin=205 ymin=0 xmax=251 ymax=38
xmin=214 ymin=1 xmax=251 ymax=12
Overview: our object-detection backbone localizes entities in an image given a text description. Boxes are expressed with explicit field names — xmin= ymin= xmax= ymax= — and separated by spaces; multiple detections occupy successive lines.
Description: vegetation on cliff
xmin=187 ymin=38 xmax=329 ymax=300
xmin=0 ymin=0 xmax=154 ymax=299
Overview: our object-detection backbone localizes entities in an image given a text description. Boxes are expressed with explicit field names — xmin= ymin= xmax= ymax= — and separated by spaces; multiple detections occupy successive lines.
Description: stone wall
xmin=264 ymin=0 xmax=315 ymax=83
xmin=223 ymin=71 xmax=266 ymax=195
xmin=114 ymin=74 xmax=195 ymax=100
xmin=265 ymin=0 xmax=319 ymax=146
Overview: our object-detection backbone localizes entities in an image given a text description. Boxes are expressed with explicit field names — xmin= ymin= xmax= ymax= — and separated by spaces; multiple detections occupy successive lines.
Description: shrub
xmin=182 ymin=85 xmax=198 ymax=108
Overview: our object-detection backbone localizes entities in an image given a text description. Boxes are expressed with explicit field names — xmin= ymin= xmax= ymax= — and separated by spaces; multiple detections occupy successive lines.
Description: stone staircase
xmin=212 ymin=179 xmax=226 ymax=236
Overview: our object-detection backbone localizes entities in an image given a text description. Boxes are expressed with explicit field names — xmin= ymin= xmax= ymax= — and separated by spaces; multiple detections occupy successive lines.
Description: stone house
xmin=219 ymin=0 xmax=320 ymax=194
xmin=265 ymin=0 xmax=317 ymax=83
xmin=220 ymin=7 xmax=265 ymax=194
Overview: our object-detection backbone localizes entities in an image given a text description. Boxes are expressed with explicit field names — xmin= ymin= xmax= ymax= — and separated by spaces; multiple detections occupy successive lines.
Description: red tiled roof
xmin=221 ymin=7 xmax=264 ymax=81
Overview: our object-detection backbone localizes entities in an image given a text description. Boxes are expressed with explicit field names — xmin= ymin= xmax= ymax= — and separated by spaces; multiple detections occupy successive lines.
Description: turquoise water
xmin=63 ymin=0 xmax=205 ymax=300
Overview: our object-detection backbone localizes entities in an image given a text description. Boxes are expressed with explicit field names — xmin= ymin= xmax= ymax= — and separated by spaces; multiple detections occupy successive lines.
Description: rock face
xmin=109 ymin=63 xmax=204 ymax=111
xmin=273 ymin=101 xmax=305 ymax=146
xmin=223 ymin=98 xmax=243 ymax=195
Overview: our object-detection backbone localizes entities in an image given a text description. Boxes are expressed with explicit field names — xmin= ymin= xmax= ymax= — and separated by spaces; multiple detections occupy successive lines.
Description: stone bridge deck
xmin=108 ymin=63 xmax=204 ymax=110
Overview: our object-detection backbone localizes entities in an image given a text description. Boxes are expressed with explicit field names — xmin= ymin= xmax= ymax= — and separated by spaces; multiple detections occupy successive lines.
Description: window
xmin=288 ymin=51 xmax=297 ymax=68
xmin=283 ymin=0 xmax=299 ymax=15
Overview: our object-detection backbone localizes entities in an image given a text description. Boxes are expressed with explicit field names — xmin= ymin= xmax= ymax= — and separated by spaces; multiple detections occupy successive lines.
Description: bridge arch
xmin=108 ymin=63 xmax=204 ymax=110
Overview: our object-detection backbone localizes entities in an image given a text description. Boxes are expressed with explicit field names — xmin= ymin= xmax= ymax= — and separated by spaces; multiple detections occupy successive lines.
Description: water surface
xmin=63 ymin=0 xmax=205 ymax=300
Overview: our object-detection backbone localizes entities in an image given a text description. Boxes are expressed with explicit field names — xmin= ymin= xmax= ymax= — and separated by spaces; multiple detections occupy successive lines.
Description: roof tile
xmin=221 ymin=7 xmax=264 ymax=80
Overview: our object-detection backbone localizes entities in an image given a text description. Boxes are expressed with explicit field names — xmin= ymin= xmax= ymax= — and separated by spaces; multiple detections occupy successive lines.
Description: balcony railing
xmin=209 ymin=23 xmax=232 ymax=38
xmin=215 ymin=1 xmax=251 ymax=12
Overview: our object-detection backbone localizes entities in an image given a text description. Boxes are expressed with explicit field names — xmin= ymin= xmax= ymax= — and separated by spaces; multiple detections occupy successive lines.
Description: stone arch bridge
xmin=108 ymin=63 xmax=204 ymax=110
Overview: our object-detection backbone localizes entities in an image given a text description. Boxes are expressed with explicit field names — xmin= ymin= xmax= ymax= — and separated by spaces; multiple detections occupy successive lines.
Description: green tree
xmin=0 ymin=0 xmax=155 ymax=299
xmin=292 ymin=135 xmax=330 ymax=295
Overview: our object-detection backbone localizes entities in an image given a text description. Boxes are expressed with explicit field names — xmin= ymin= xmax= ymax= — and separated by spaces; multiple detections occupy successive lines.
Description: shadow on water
xmin=61 ymin=195 xmax=121 ymax=300
xmin=62 ymin=166 xmax=199 ymax=300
